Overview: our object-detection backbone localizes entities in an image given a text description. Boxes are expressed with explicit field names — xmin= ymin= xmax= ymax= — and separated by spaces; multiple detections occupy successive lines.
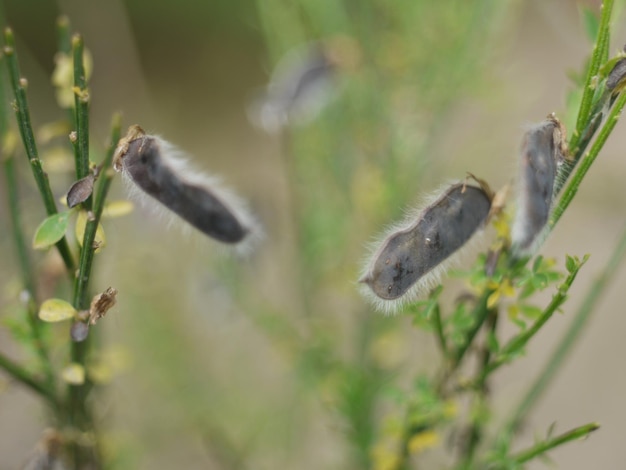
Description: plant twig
xmin=2 ymin=28 xmax=75 ymax=272
xmin=550 ymin=90 xmax=626 ymax=229
xmin=0 ymin=48 xmax=57 ymax=398
xmin=511 ymin=422 xmax=599 ymax=465
xmin=450 ymin=288 xmax=495 ymax=369
xmin=72 ymin=113 xmax=121 ymax=311
xmin=56 ymin=15 xmax=71 ymax=55
xmin=72 ymin=34 xmax=90 ymax=189
xmin=432 ymin=303 xmax=448 ymax=359
xmin=3 ymin=154 xmax=57 ymax=393
xmin=571 ymin=0 xmax=613 ymax=150
xmin=505 ymin=224 xmax=626 ymax=436
xmin=67 ymin=114 xmax=121 ymax=468
xmin=484 ymin=257 xmax=586 ymax=377
xmin=458 ymin=308 xmax=498 ymax=467
xmin=0 ymin=351 xmax=58 ymax=407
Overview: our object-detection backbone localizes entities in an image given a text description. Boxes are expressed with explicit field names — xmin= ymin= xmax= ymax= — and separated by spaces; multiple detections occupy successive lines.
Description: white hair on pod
xmin=113 ymin=125 xmax=261 ymax=255
xmin=247 ymin=36 xmax=361 ymax=134
xmin=511 ymin=114 xmax=565 ymax=256
xmin=359 ymin=180 xmax=493 ymax=314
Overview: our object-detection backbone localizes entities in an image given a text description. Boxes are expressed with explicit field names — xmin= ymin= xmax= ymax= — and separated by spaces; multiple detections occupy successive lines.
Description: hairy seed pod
xmin=114 ymin=125 xmax=256 ymax=245
xmin=512 ymin=115 xmax=565 ymax=253
xmin=607 ymin=44 xmax=626 ymax=92
xmin=361 ymin=181 xmax=492 ymax=312
xmin=247 ymin=36 xmax=360 ymax=133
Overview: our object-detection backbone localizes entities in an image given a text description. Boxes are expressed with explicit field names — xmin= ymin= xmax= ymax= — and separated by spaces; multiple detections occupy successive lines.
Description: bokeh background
xmin=1 ymin=0 xmax=626 ymax=468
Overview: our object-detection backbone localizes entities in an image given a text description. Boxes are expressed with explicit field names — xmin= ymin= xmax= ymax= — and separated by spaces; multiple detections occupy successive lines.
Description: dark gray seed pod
xmin=607 ymin=57 xmax=626 ymax=91
xmin=512 ymin=116 xmax=564 ymax=253
xmin=361 ymin=182 xmax=492 ymax=309
xmin=66 ymin=174 xmax=95 ymax=208
xmin=114 ymin=126 xmax=254 ymax=244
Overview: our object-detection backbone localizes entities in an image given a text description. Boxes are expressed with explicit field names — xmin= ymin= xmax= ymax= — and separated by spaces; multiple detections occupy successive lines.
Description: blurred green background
xmin=1 ymin=0 xmax=626 ymax=468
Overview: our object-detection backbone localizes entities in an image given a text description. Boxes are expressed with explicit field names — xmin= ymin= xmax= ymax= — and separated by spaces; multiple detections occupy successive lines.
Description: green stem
xmin=72 ymin=34 xmax=90 ymax=191
xmin=396 ymin=291 xmax=495 ymax=469
xmin=72 ymin=113 xmax=121 ymax=311
xmin=56 ymin=15 xmax=72 ymax=55
xmin=67 ymin=115 xmax=120 ymax=468
xmin=506 ymin=224 xmax=626 ymax=435
xmin=3 ymin=28 xmax=75 ymax=272
xmin=485 ymin=258 xmax=585 ymax=376
xmin=457 ymin=309 xmax=498 ymax=469
xmin=512 ymin=423 xmax=599 ymax=465
xmin=3 ymin=154 xmax=57 ymax=394
xmin=571 ymin=0 xmax=613 ymax=149
xmin=0 ymin=48 xmax=57 ymax=398
xmin=3 ymin=153 xmax=35 ymax=294
xmin=451 ymin=288 xmax=494 ymax=368
xmin=431 ymin=304 xmax=448 ymax=359
xmin=0 ymin=351 xmax=58 ymax=407
xmin=550 ymin=90 xmax=626 ymax=229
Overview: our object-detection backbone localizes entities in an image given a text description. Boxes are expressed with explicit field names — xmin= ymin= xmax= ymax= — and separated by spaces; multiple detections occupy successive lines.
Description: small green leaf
xmin=38 ymin=298 xmax=77 ymax=322
xmin=581 ymin=6 xmax=600 ymax=43
xmin=511 ymin=317 xmax=527 ymax=330
xmin=486 ymin=331 xmax=500 ymax=353
xmin=532 ymin=255 xmax=544 ymax=273
xmin=32 ymin=211 xmax=70 ymax=249
xmin=565 ymin=255 xmax=577 ymax=273
xmin=531 ymin=273 xmax=549 ymax=290
xmin=520 ymin=304 xmax=542 ymax=320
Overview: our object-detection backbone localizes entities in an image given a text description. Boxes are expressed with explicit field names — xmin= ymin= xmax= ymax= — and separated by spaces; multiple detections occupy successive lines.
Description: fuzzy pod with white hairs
xmin=113 ymin=125 xmax=259 ymax=249
xmin=247 ymin=35 xmax=361 ymax=133
xmin=511 ymin=115 xmax=566 ymax=255
xmin=360 ymin=180 xmax=493 ymax=314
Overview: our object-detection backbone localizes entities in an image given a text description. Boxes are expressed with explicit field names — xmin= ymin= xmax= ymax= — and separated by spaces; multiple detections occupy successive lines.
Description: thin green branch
xmin=67 ymin=114 xmax=120 ymax=469
xmin=0 ymin=49 xmax=57 ymax=396
xmin=56 ymin=15 xmax=71 ymax=55
xmin=72 ymin=34 xmax=90 ymax=188
xmin=3 ymin=152 xmax=35 ymax=294
xmin=458 ymin=309 xmax=498 ymax=468
xmin=484 ymin=257 xmax=586 ymax=377
xmin=72 ymin=113 xmax=121 ymax=311
xmin=451 ymin=288 xmax=495 ymax=368
xmin=3 ymin=154 xmax=57 ymax=394
xmin=431 ymin=304 xmax=448 ymax=359
xmin=2 ymin=28 xmax=75 ymax=272
xmin=550 ymin=90 xmax=626 ymax=229
xmin=512 ymin=423 xmax=599 ymax=465
xmin=0 ymin=350 xmax=58 ymax=407
xmin=505 ymin=224 xmax=626 ymax=436
xmin=572 ymin=0 xmax=613 ymax=149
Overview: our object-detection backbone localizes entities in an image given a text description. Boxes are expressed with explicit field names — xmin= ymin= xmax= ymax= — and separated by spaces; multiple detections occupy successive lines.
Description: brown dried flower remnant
xmin=88 ymin=287 xmax=117 ymax=325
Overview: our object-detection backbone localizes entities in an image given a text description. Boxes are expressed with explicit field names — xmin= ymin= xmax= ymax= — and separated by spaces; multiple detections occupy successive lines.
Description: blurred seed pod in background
xmin=247 ymin=35 xmax=361 ymax=133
